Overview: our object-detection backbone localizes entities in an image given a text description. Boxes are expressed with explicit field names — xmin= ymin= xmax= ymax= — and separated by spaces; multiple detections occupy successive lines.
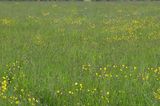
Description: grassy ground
xmin=0 ymin=1 xmax=160 ymax=106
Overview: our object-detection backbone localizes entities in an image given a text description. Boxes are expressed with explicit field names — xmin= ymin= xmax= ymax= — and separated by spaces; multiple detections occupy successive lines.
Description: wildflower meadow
xmin=0 ymin=1 xmax=160 ymax=106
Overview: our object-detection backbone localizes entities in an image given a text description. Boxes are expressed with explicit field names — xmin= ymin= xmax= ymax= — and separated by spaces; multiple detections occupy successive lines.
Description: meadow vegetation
xmin=0 ymin=2 xmax=160 ymax=106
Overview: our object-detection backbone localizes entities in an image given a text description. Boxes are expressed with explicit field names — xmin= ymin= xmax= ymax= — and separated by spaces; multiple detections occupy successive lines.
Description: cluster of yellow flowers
xmin=154 ymin=88 xmax=160 ymax=100
xmin=0 ymin=61 xmax=39 ymax=106
xmin=0 ymin=76 xmax=8 ymax=93
xmin=0 ymin=18 xmax=14 ymax=26
xmin=82 ymin=64 xmax=91 ymax=71
xmin=56 ymin=81 xmax=110 ymax=104
xmin=81 ymin=64 xmax=160 ymax=102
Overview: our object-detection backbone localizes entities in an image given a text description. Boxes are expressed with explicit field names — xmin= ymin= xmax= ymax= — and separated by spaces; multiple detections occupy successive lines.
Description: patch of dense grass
xmin=0 ymin=2 xmax=160 ymax=106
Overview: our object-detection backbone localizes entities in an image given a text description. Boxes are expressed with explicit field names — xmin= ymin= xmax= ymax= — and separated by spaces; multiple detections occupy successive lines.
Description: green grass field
xmin=0 ymin=1 xmax=160 ymax=106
